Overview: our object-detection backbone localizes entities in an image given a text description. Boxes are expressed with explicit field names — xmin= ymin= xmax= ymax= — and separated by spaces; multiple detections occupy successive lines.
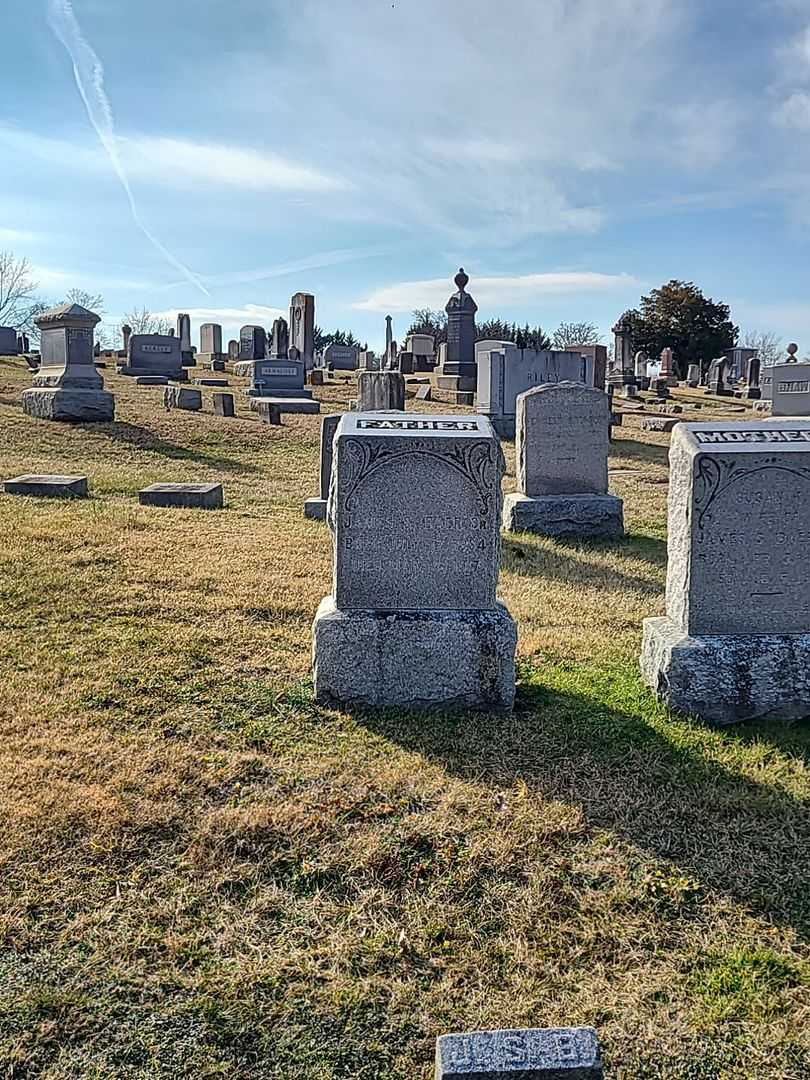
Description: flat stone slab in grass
xmin=139 ymin=483 xmax=223 ymax=509
xmin=303 ymin=497 xmax=327 ymax=521
xmin=193 ymin=378 xmax=229 ymax=386
xmin=502 ymin=492 xmax=624 ymax=538
xmin=134 ymin=375 xmax=169 ymax=386
xmin=249 ymin=396 xmax=320 ymax=414
xmin=163 ymin=386 xmax=202 ymax=411
xmin=435 ymin=1027 xmax=603 ymax=1079
xmin=4 ymin=474 xmax=88 ymax=498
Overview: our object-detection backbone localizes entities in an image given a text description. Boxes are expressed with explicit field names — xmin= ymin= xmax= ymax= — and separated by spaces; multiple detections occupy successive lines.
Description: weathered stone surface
xmin=357 ymin=371 xmax=405 ymax=411
xmin=254 ymin=400 xmax=281 ymax=425
xmin=124 ymin=334 xmax=184 ymax=379
xmin=239 ymin=325 xmax=267 ymax=361
xmin=0 ymin=326 xmax=19 ymax=355
xmin=330 ymin=414 xmax=504 ymax=610
xmin=246 ymin=356 xmax=308 ymax=398
xmin=640 ymin=416 xmax=681 ymax=432
xmin=249 ymin=396 xmax=318 ymax=415
xmin=441 ymin=269 xmax=478 ymax=379
xmin=309 ymin=369 xmax=325 ymax=386
xmin=198 ymin=354 xmax=226 ymax=371
xmin=304 ymin=413 xmax=342 ymax=520
xmin=304 ymin=497 xmax=327 ymax=521
xmin=312 ymin=598 xmax=516 ymax=711
xmin=477 ymin=343 xmax=590 ymax=427
xmin=134 ymin=375 xmax=169 ymax=386
xmin=502 ymin=492 xmax=624 ymax=538
xmin=666 ymin=421 xmax=810 ymax=636
xmin=212 ymin=392 xmax=235 ymax=417
xmin=322 ymin=343 xmax=358 ymax=370
xmin=517 ymin=382 xmax=609 ymax=497
xmin=21 ymin=388 xmax=114 ymax=421
xmin=435 ymin=1027 xmax=603 ymax=1079
xmin=163 ymin=386 xmax=202 ymax=411
xmin=770 ymin=360 xmax=810 ymax=416
xmin=199 ymin=322 xmax=222 ymax=354
xmin=289 ymin=293 xmax=315 ymax=368
xmin=641 ymin=617 xmax=810 ymax=725
xmin=194 ymin=377 xmax=229 ymax=386
xmin=416 ymin=383 xmax=432 ymax=401
xmin=4 ymin=474 xmax=88 ymax=498
xmin=139 ymin=483 xmax=223 ymax=509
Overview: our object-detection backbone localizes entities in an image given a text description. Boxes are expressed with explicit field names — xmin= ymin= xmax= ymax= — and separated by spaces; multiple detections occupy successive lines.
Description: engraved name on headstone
xmin=435 ymin=1027 xmax=603 ymax=1079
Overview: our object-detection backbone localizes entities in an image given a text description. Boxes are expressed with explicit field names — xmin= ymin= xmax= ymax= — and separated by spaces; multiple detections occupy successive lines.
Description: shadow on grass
xmin=97 ymin=421 xmax=260 ymax=474
xmin=609 ymin=437 xmax=670 ymax=468
xmin=354 ymin=665 xmax=810 ymax=941
xmin=501 ymin=533 xmax=667 ymax=592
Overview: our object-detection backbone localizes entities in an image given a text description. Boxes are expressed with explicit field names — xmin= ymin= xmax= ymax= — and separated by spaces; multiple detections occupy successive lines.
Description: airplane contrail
xmin=161 ymin=245 xmax=392 ymax=291
xmin=47 ymin=0 xmax=209 ymax=297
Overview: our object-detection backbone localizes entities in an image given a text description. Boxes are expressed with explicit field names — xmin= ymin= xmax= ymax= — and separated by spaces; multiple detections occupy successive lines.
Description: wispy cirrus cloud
xmin=353 ymin=271 xmax=641 ymax=313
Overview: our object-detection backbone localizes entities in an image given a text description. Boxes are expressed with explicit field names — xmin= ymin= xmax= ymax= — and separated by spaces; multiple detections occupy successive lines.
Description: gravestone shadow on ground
xmin=97 ymin=421 xmax=260 ymax=474
xmin=501 ymin=534 xmax=667 ymax=596
xmin=609 ymin=437 xmax=670 ymax=467
xmin=354 ymin=676 xmax=810 ymax=943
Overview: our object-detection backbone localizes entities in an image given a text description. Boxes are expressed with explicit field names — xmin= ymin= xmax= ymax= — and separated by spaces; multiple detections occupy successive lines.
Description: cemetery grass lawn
xmin=0 ymin=356 xmax=808 ymax=1079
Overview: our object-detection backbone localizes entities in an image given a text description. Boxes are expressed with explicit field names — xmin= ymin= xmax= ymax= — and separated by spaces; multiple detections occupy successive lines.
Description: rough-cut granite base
xmin=303 ymin=497 xmax=327 ymax=521
xmin=248 ymin=396 xmax=320 ymax=414
xmin=312 ymin=597 xmax=516 ymax=711
xmin=21 ymin=388 xmax=114 ymax=422
xmin=502 ymin=492 xmax=624 ymax=538
xmin=641 ymin=616 xmax=810 ymax=725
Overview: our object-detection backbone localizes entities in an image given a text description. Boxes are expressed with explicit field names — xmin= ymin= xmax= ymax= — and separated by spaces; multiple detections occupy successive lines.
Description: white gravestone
xmin=770 ymin=360 xmax=810 ymax=417
xmin=312 ymin=414 xmax=516 ymax=710
xmin=641 ymin=420 xmax=810 ymax=723
xmin=502 ymin=382 xmax=623 ymax=538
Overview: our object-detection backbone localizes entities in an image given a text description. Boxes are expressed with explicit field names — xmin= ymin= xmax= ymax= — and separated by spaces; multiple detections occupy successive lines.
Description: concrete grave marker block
xmin=641 ymin=420 xmax=810 ymax=723
xmin=212 ymin=392 xmax=235 ymax=417
xmin=4 ymin=474 xmax=88 ymax=498
xmin=163 ymin=386 xmax=202 ymax=411
xmin=139 ymin=483 xmax=223 ymax=509
xmin=435 ymin=1027 xmax=603 ymax=1079
xmin=357 ymin=371 xmax=405 ymax=411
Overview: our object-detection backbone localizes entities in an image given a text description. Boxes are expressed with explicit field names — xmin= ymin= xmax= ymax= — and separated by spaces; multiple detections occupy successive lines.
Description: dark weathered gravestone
xmin=256 ymin=400 xmax=282 ymax=425
xmin=0 ymin=326 xmax=19 ymax=355
xmin=239 ymin=325 xmax=267 ymax=361
xmin=213 ymin=392 xmax=235 ymax=417
xmin=21 ymin=303 xmax=114 ymax=422
xmin=289 ymin=293 xmax=315 ymax=368
xmin=227 ymin=339 xmax=239 ymax=361
xmin=134 ymin=375 xmax=169 ymax=386
xmin=435 ymin=1027 xmax=603 ymax=1079
xmin=4 ymin=474 xmax=88 ymax=498
xmin=357 ymin=371 xmax=405 ymax=411
xmin=312 ymin=413 xmax=517 ymax=710
xmin=322 ymin=343 xmax=358 ymax=370
xmin=641 ymin=420 xmax=810 ymax=723
xmin=177 ymin=313 xmax=194 ymax=366
xmin=310 ymin=369 xmax=325 ymax=386
xmin=609 ymin=310 xmax=636 ymax=387
xmin=139 ymin=483 xmax=223 ymax=509
xmin=304 ymin=413 xmax=341 ymax=520
xmin=270 ymin=317 xmax=289 ymax=359
xmin=441 ymin=269 xmax=477 ymax=381
xmin=705 ymin=357 xmax=733 ymax=397
xmin=163 ymin=386 xmax=202 ymax=411
xmin=123 ymin=334 xmax=184 ymax=380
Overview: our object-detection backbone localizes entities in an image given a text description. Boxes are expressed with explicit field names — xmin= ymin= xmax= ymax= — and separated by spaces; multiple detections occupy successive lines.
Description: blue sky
xmin=2 ymin=0 xmax=810 ymax=352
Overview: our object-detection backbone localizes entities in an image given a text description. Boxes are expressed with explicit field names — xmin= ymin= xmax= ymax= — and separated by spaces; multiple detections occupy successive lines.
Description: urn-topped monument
xmin=437 ymin=268 xmax=479 ymax=404
xmin=21 ymin=303 xmax=115 ymax=422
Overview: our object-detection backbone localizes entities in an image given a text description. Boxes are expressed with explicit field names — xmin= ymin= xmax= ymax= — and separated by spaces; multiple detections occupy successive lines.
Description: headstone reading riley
xmin=312 ymin=414 xmax=517 ymax=710
xmin=502 ymin=382 xmax=622 ymax=538
xmin=21 ymin=303 xmax=114 ymax=422
xmin=121 ymin=334 xmax=184 ymax=380
xmin=641 ymin=420 xmax=810 ymax=723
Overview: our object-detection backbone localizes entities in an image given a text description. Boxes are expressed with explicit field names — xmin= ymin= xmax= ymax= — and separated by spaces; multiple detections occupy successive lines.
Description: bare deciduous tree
xmin=0 ymin=251 xmax=41 ymax=329
xmin=552 ymin=321 xmax=602 ymax=349
xmin=741 ymin=329 xmax=783 ymax=367
xmin=121 ymin=307 xmax=172 ymax=336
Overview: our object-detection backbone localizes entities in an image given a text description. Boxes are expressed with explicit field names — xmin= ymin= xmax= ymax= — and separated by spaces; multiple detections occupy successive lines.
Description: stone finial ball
xmin=788 ymin=342 xmax=799 ymax=356
xmin=454 ymin=267 xmax=469 ymax=291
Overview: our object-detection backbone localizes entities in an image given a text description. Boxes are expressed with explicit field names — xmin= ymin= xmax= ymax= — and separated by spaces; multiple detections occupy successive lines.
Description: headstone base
xmin=198 ymin=352 xmax=226 ymax=371
xmin=21 ymin=387 xmax=115 ymax=422
xmin=4 ymin=474 xmax=88 ymax=498
xmin=163 ymin=386 xmax=202 ymax=411
xmin=245 ymin=386 xmax=313 ymax=399
xmin=134 ymin=375 xmax=170 ymax=386
xmin=303 ymin=497 xmax=327 ymax=521
xmin=502 ymin=492 xmax=624 ymax=538
xmin=249 ymin=396 xmax=320 ymax=414
xmin=437 ymin=374 xmax=476 ymax=393
xmin=312 ymin=597 xmax=516 ymax=711
xmin=641 ymin=616 xmax=810 ymax=725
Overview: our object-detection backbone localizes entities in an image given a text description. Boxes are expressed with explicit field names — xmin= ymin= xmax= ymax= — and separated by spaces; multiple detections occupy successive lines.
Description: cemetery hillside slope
xmin=0 ymin=355 xmax=808 ymax=1078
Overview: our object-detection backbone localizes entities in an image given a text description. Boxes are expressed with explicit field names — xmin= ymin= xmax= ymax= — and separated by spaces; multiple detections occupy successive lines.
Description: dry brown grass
xmin=0 ymin=357 xmax=808 ymax=1079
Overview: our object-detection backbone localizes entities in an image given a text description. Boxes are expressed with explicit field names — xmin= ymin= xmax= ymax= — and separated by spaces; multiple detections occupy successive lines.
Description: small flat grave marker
xmin=435 ymin=1027 xmax=603 ymax=1079
xmin=4 ymin=474 xmax=88 ymax=498
xmin=139 ymin=483 xmax=223 ymax=509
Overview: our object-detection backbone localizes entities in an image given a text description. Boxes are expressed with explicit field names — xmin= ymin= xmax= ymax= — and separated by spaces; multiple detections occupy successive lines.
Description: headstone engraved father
xmin=312 ymin=414 xmax=517 ymax=710
xmin=436 ymin=1027 xmax=603 ymax=1079
xmin=641 ymin=420 xmax=810 ymax=723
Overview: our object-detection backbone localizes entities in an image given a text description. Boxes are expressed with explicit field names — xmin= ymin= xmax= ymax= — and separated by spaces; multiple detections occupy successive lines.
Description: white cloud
xmin=775 ymin=91 xmax=810 ymax=131
xmin=119 ymin=136 xmax=347 ymax=193
xmin=354 ymin=271 xmax=640 ymax=313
